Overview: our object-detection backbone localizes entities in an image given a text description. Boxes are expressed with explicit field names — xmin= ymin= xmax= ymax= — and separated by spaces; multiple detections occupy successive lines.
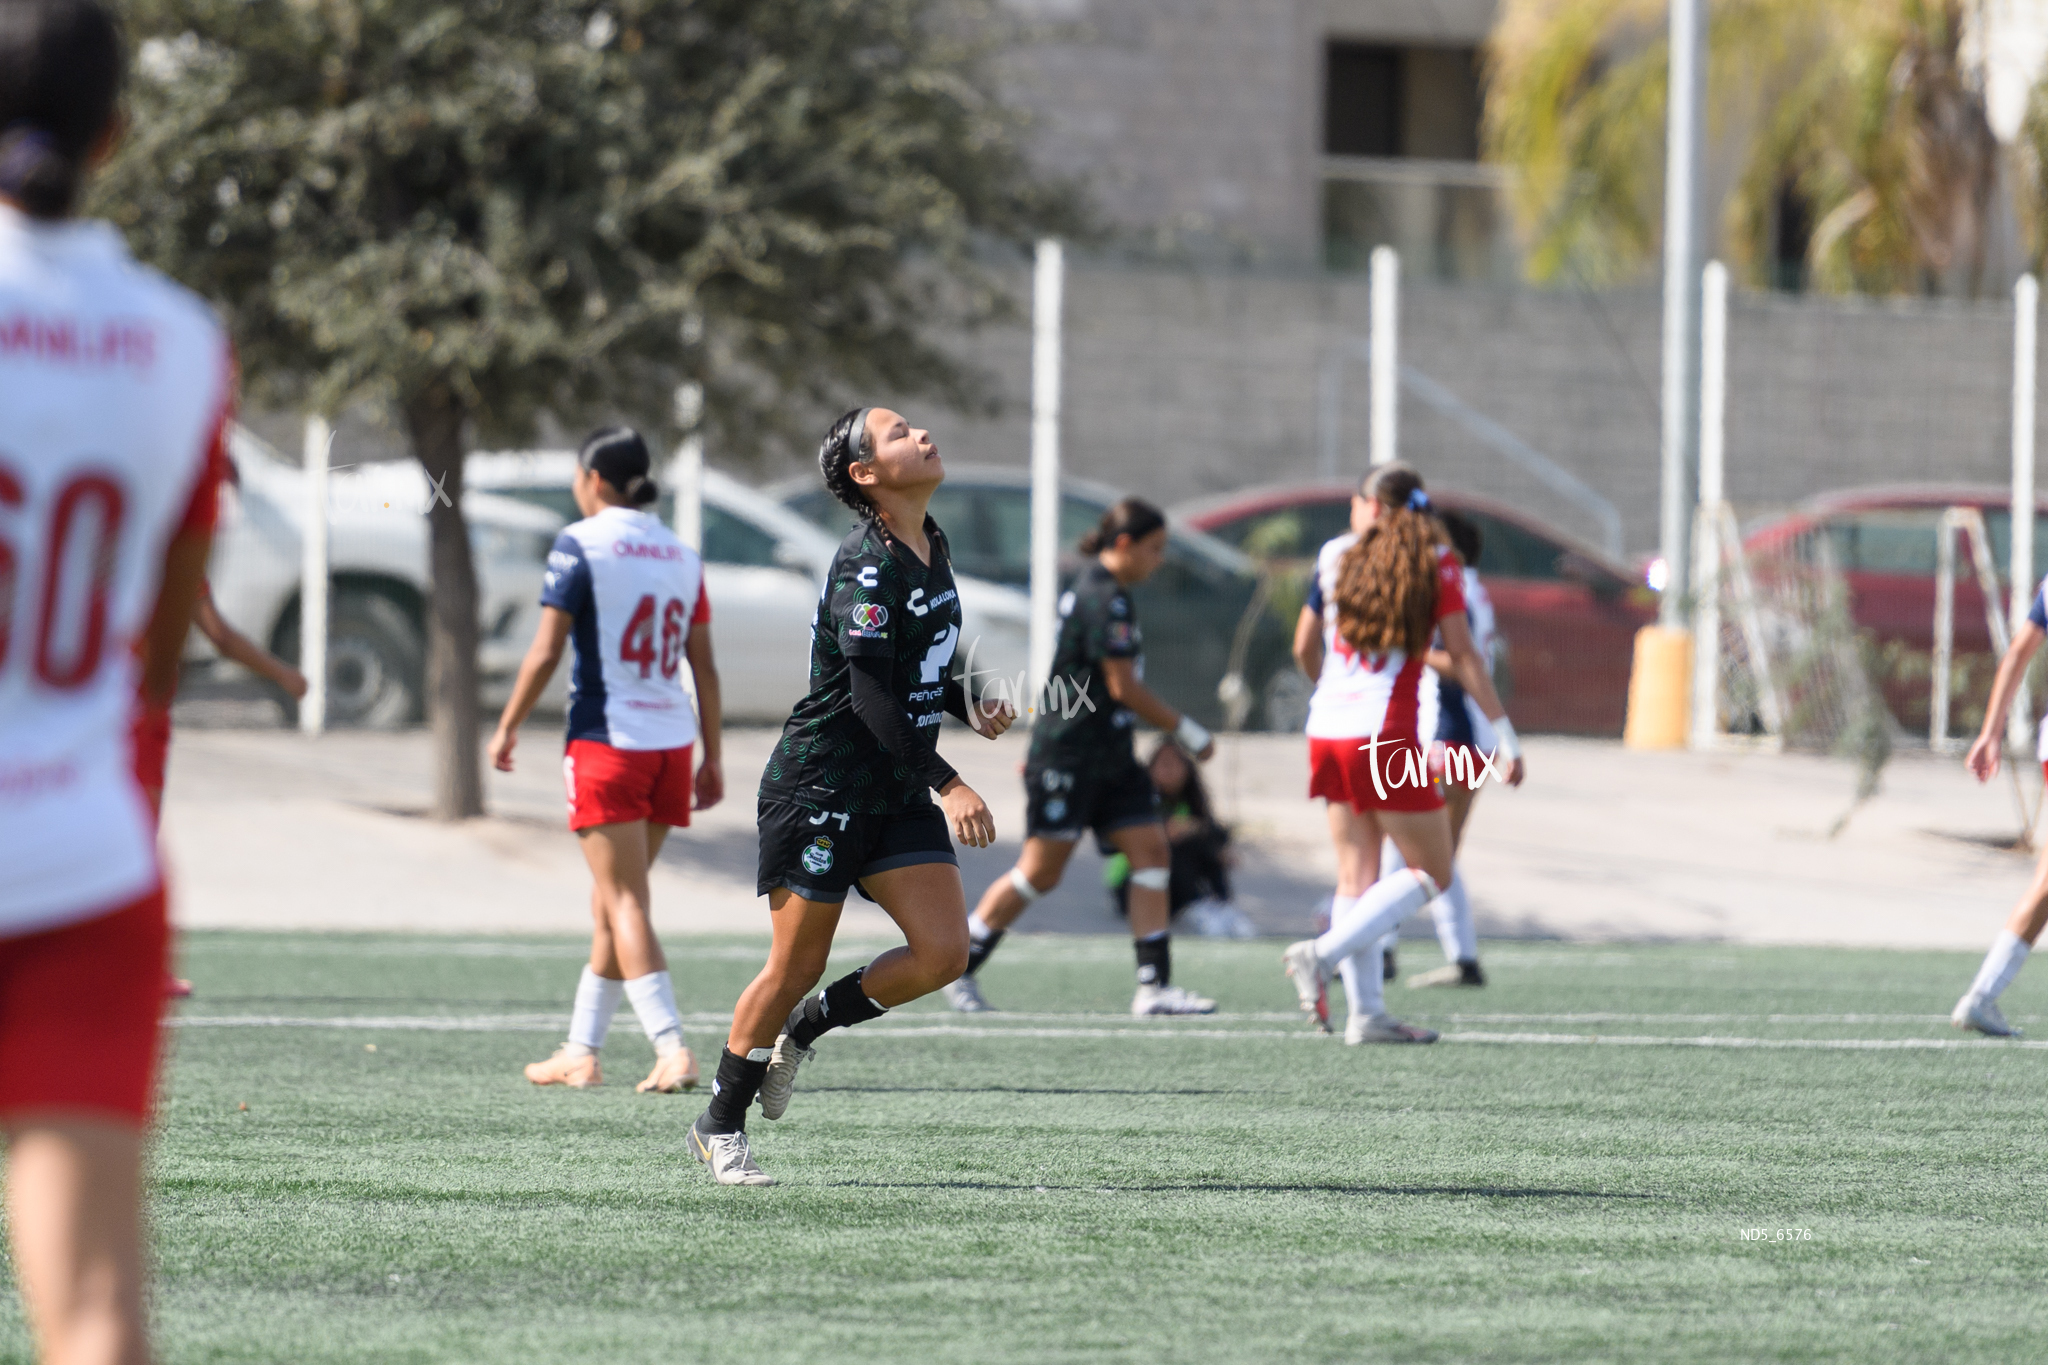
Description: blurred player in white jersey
xmin=1950 ymin=576 xmax=2048 ymax=1036
xmin=1386 ymin=509 xmax=1495 ymax=990
xmin=1282 ymin=466 xmax=1521 ymax=1044
xmin=489 ymin=428 xmax=723 ymax=1094
xmin=0 ymin=2 xmax=233 ymax=1357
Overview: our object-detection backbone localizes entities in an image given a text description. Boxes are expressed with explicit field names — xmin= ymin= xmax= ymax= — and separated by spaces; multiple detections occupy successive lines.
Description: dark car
xmin=770 ymin=465 xmax=1297 ymax=730
xmin=1743 ymin=484 xmax=2048 ymax=730
xmin=1173 ymin=481 xmax=1658 ymax=736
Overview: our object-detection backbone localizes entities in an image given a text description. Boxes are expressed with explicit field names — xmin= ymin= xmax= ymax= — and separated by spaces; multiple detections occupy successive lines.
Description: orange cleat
xmin=636 ymin=1047 xmax=699 ymax=1093
xmin=524 ymin=1048 xmax=602 ymax=1088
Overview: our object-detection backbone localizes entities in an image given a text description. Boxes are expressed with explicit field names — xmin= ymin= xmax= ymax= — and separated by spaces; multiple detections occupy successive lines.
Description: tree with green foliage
xmin=96 ymin=0 xmax=1073 ymax=817
xmin=1484 ymin=0 xmax=2005 ymax=296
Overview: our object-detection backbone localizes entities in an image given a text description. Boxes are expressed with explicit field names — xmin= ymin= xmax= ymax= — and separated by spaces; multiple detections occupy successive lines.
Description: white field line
xmin=168 ymin=1009 xmax=1993 ymax=1028
xmin=167 ymin=1015 xmax=2048 ymax=1050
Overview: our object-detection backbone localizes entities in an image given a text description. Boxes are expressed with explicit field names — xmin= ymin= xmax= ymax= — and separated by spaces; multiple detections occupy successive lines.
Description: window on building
xmin=1325 ymin=43 xmax=1403 ymax=157
xmin=1322 ymin=39 xmax=1500 ymax=280
xmin=1771 ymin=181 xmax=1813 ymax=294
xmin=1323 ymin=42 xmax=1480 ymax=161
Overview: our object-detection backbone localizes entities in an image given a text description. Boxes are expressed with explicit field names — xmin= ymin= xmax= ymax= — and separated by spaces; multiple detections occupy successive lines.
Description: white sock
xmin=624 ymin=970 xmax=686 ymax=1057
xmin=1321 ymin=895 xmax=1367 ymax=1019
xmin=968 ymin=916 xmax=996 ymax=945
xmin=1968 ymin=930 xmax=2030 ymax=1003
xmin=1331 ymin=898 xmax=1390 ymax=1019
xmin=566 ymin=967 xmax=623 ymax=1054
xmin=1335 ymin=952 xmax=1378 ymax=1022
xmin=1432 ymin=869 xmax=1478 ymax=963
xmin=1314 ymin=867 xmax=1437 ymax=969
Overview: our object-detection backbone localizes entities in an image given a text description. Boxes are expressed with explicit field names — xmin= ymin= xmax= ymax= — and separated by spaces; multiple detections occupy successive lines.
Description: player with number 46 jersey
xmin=490 ymin=427 xmax=724 ymax=1100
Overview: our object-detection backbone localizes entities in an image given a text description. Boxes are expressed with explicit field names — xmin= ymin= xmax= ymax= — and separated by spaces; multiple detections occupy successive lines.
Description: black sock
xmin=965 ymin=927 xmax=1005 ymax=976
xmin=1135 ymin=932 xmax=1170 ymax=987
xmin=702 ymin=1047 xmax=770 ymax=1133
xmin=1459 ymin=959 xmax=1485 ymax=986
xmin=787 ymin=969 xmax=888 ymax=1049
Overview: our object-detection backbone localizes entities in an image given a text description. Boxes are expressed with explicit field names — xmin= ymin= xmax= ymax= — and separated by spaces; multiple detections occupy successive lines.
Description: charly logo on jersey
xmin=851 ymin=603 xmax=889 ymax=630
xmin=801 ymin=837 xmax=834 ymax=875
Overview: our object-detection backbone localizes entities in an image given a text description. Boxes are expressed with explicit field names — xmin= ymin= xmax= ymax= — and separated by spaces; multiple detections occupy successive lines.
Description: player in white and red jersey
xmin=1281 ymin=465 xmax=1522 ymax=1044
xmin=1948 ymin=574 xmax=2048 ymax=1037
xmin=488 ymin=427 xmax=723 ymax=1096
xmin=0 ymin=3 xmax=231 ymax=1358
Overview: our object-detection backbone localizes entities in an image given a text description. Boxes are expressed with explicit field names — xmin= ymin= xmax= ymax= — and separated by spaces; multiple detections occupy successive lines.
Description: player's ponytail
xmin=820 ymin=407 xmax=881 ymax=521
xmin=1079 ymin=498 xmax=1166 ymax=555
xmin=0 ymin=0 xmax=124 ymax=221
xmin=1334 ymin=462 xmax=1448 ymax=658
xmin=577 ymin=425 xmax=659 ymax=508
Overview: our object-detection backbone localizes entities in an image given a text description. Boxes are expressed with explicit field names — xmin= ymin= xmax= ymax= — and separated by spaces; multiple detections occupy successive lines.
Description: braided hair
xmin=820 ymin=406 xmax=879 ymax=521
xmin=1333 ymin=462 xmax=1452 ymax=658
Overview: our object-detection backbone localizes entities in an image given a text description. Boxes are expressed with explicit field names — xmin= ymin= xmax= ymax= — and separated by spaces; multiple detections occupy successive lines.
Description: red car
xmin=1743 ymin=484 xmax=2048 ymax=729
xmin=1173 ymin=483 xmax=1659 ymax=735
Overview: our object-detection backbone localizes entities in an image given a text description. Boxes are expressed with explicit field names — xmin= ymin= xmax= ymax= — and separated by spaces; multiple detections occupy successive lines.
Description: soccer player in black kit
xmin=946 ymin=498 xmax=1222 ymax=1016
xmin=687 ymin=407 xmax=1015 ymax=1185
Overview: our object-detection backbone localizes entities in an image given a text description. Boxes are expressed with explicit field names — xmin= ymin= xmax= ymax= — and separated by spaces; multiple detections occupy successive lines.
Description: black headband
xmin=844 ymin=407 xmax=871 ymax=465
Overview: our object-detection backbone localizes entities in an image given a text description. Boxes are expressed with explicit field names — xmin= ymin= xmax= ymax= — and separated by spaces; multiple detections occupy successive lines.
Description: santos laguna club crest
xmin=802 ymin=837 xmax=834 ymax=875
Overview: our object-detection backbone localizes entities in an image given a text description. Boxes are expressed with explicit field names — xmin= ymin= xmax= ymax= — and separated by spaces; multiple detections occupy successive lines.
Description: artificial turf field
xmin=4 ymin=933 xmax=2048 ymax=1363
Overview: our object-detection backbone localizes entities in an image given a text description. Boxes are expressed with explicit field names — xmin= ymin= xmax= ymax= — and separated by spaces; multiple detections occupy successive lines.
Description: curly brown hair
xmin=1333 ymin=463 xmax=1454 ymax=658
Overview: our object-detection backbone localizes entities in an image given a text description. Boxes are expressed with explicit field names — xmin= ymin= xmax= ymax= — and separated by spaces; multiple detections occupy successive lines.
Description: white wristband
xmin=1174 ymin=715 xmax=1213 ymax=753
xmin=1490 ymin=715 xmax=1521 ymax=762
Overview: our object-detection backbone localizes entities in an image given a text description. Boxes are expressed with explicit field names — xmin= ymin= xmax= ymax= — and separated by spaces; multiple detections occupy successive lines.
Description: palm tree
xmin=1484 ymin=0 xmax=2003 ymax=296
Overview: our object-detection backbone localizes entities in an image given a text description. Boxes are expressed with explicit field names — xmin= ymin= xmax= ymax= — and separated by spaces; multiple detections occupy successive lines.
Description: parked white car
xmin=202 ymin=426 xmax=565 ymax=726
xmin=467 ymin=452 xmax=1033 ymax=723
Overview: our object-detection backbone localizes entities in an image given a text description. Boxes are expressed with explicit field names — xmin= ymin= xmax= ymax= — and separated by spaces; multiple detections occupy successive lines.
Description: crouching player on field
xmin=490 ymin=427 xmax=724 ymax=1094
xmin=1 ymin=3 xmax=232 ymax=1356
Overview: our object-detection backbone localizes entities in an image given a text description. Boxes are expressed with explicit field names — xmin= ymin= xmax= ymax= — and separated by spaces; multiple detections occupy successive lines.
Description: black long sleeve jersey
xmin=759 ymin=515 xmax=970 ymax=813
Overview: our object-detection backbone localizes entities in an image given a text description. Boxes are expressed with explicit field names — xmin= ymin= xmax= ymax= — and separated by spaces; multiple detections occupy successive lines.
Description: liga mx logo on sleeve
xmin=852 ymin=604 xmax=888 ymax=629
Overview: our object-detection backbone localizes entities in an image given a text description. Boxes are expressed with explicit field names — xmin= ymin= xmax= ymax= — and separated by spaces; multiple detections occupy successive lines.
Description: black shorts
xmin=1023 ymin=757 xmax=1161 ymax=841
xmin=756 ymin=799 xmax=957 ymax=904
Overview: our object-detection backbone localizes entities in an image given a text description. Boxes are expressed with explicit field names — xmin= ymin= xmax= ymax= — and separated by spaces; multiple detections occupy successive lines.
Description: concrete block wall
xmin=913 ymin=259 xmax=2033 ymax=561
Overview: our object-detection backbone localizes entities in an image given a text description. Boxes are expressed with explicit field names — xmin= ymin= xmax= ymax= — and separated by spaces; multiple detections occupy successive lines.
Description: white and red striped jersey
xmin=0 ymin=205 xmax=231 ymax=936
xmin=1303 ymin=532 xmax=1466 ymax=743
xmin=540 ymin=505 xmax=710 ymax=751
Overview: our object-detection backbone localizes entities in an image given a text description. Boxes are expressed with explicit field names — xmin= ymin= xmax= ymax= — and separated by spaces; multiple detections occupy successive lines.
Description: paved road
xmin=160 ymin=699 xmax=2044 ymax=949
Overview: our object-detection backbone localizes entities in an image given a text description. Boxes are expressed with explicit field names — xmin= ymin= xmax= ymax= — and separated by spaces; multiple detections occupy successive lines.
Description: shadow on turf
xmin=803 ymin=1085 xmax=1232 ymax=1097
xmin=824 ymin=1180 xmax=1655 ymax=1199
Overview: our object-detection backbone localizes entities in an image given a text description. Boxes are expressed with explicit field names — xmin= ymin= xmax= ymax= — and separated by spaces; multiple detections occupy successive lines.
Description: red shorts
xmin=563 ymin=740 xmax=694 ymax=831
xmin=1308 ymin=735 xmax=1445 ymax=813
xmin=0 ymin=888 xmax=169 ymax=1125
xmin=132 ymin=703 xmax=173 ymax=791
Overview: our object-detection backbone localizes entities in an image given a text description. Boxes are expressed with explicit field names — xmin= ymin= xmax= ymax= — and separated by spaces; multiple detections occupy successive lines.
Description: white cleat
xmin=1952 ymin=993 xmax=2020 ymax=1038
xmin=944 ymin=975 xmax=995 ymax=1013
xmin=1131 ymin=983 xmax=1217 ymax=1016
xmin=1281 ymin=940 xmax=1328 ymax=1016
xmin=687 ymin=1116 xmax=775 ymax=1186
xmin=757 ymin=1031 xmax=814 ymax=1120
xmin=1345 ymin=1012 xmax=1440 ymax=1045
